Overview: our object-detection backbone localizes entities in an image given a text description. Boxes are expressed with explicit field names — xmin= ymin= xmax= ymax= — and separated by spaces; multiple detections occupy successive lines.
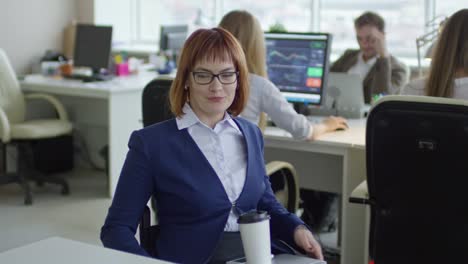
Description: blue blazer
xmin=101 ymin=117 xmax=304 ymax=263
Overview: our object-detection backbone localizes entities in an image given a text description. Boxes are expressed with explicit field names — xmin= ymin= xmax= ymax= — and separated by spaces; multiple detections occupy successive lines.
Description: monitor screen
xmin=73 ymin=24 xmax=113 ymax=73
xmin=159 ymin=25 xmax=188 ymax=52
xmin=264 ymin=32 xmax=332 ymax=106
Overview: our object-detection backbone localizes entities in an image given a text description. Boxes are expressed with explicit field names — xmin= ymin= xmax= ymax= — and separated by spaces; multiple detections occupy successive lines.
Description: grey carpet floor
xmin=0 ymin=169 xmax=111 ymax=252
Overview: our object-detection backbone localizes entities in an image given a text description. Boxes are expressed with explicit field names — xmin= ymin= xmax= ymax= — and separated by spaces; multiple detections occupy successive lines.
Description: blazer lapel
xmin=345 ymin=52 xmax=359 ymax=70
xmin=231 ymin=118 xmax=258 ymax=211
xmin=177 ymin=127 xmax=231 ymax=201
xmin=364 ymin=64 xmax=376 ymax=86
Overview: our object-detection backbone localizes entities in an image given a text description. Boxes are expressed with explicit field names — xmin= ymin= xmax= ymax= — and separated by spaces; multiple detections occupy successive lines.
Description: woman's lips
xmin=208 ymin=97 xmax=224 ymax=102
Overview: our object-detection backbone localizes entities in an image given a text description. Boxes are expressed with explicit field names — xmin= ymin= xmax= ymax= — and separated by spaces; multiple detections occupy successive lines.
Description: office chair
xmin=350 ymin=95 xmax=468 ymax=263
xmin=266 ymin=161 xmax=299 ymax=214
xmin=139 ymin=205 xmax=159 ymax=257
xmin=255 ymin=108 xmax=299 ymax=215
xmin=0 ymin=48 xmax=72 ymax=205
xmin=137 ymin=79 xmax=173 ymax=256
xmin=141 ymin=78 xmax=174 ymax=127
xmin=141 ymin=78 xmax=174 ymax=217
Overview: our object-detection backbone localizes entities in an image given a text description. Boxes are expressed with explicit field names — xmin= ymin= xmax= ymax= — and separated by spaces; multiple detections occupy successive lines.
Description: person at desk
xmin=331 ymin=11 xmax=409 ymax=103
xmin=401 ymin=9 xmax=468 ymax=98
xmin=100 ymin=28 xmax=323 ymax=263
xmin=219 ymin=10 xmax=348 ymax=140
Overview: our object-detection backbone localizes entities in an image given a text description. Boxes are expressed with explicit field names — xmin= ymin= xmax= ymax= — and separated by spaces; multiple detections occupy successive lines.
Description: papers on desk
xmin=264 ymin=118 xmax=366 ymax=148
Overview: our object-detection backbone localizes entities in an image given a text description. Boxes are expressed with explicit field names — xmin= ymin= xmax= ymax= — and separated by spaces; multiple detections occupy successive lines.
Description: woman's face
xmin=187 ymin=58 xmax=238 ymax=126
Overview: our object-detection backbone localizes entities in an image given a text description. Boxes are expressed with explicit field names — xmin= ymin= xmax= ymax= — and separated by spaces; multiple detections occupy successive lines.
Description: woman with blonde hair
xmin=219 ymin=10 xmax=347 ymax=140
xmin=401 ymin=9 xmax=468 ymax=97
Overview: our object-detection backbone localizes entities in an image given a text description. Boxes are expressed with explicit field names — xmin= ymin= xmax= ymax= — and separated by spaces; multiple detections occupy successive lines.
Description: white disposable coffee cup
xmin=238 ymin=210 xmax=272 ymax=264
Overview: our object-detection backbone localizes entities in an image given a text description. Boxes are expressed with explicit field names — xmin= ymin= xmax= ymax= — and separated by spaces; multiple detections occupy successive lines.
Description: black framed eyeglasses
xmin=192 ymin=71 xmax=239 ymax=85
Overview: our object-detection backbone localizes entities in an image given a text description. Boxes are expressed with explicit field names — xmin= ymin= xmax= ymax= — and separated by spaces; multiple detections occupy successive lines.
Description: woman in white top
xmin=401 ymin=9 xmax=468 ymax=98
xmin=219 ymin=10 xmax=348 ymax=140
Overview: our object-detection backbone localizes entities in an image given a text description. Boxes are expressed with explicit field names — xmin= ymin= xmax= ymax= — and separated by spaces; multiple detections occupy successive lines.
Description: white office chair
xmin=0 ymin=48 xmax=73 ymax=204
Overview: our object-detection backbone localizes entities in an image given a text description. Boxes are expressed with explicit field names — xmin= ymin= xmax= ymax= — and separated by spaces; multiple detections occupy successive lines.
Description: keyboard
xmin=307 ymin=116 xmax=326 ymax=124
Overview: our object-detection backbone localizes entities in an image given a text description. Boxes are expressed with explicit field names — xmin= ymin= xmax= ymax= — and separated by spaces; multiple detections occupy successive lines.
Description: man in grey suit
xmin=331 ymin=11 xmax=409 ymax=103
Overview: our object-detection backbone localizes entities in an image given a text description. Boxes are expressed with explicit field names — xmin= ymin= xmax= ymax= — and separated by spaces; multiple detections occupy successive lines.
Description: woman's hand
xmin=293 ymin=225 xmax=324 ymax=260
xmin=322 ymin=116 xmax=348 ymax=132
xmin=310 ymin=116 xmax=348 ymax=140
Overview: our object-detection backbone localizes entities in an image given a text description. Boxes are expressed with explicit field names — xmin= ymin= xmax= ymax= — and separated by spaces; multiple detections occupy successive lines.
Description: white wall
xmin=77 ymin=0 xmax=94 ymax=24
xmin=0 ymin=0 xmax=78 ymax=75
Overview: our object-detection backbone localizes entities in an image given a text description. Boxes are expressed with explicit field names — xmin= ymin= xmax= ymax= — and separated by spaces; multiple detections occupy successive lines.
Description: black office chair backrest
xmin=142 ymin=79 xmax=174 ymax=127
xmin=366 ymin=95 xmax=468 ymax=263
xmin=139 ymin=205 xmax=159 ymax=257
xmin=140 ymin=79 xmax=173 ymax=255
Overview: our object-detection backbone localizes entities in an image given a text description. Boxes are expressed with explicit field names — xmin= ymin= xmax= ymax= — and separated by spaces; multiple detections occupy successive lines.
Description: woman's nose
xmin=209 ymin=77 xmax=223 ymax=91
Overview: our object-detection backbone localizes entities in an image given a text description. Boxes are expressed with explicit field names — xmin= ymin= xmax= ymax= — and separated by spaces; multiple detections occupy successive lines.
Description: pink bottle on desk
xmin=115 ymin=62 xmax=129 ymax=76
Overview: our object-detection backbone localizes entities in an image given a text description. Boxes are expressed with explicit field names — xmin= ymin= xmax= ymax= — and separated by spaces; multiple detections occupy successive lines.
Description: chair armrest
xmin=349 ymin=180 xmax=370 ymax=204
xmin=266 ymin=161 xmax=295 ymax=175
xmin=24 ymin=93 xmax=69 ymax=121
xmin=0 ymin=107 xmax=11 ymax=143
xmin=266 ymin=161 xmax=299 ymax=213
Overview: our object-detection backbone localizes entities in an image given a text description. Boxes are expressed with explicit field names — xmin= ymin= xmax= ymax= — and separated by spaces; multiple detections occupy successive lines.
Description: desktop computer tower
xmin=32 ymin=135 xmax=74 ymax=174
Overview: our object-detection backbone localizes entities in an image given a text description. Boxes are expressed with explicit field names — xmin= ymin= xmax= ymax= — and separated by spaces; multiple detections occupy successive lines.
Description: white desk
xmin=0 ymin=237 xmax=171 ymax=264
xmin=20 ymin=73 xmax=158 ymax=197
xmin=264 ymin=119 xmax=368 ymax=264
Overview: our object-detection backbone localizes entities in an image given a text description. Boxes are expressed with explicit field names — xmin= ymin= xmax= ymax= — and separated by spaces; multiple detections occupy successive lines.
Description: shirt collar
xmin=455 ymin=77 xmax=468 ymax=87
xmin=358 ymin=51 xmax=378 ymax=65
xmin=176 ymin=103 xmax=240 ymax=132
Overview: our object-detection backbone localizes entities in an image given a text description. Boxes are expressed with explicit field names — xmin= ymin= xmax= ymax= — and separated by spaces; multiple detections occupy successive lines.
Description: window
xmin=222 ymin=0 xmax=313 ymax=32
xmin=94 ymin=0 xmax=461 ymax=63
xmin=435 ymin=1 xmax=466 ymax=18
xmin=320 ymin=0 xmax=426 ymax=59
xmin=95 ymin=0 xmax=215 ymax=50
xmin=137 ymin=0 xmax=215 ymax=43
xmin=95 ymin=0 xmax=134 ymax=45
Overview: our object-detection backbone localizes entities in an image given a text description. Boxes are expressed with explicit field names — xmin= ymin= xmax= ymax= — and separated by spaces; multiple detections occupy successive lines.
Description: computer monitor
xmin=159 ymin=25 xmax=188 ymax=52
xmin=73 ymin=24 xmax=113 ymax=75
xmin=264 ymin=32 xmax=332 ymax=111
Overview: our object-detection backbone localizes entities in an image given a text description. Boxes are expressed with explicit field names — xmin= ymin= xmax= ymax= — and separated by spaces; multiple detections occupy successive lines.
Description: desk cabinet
xmin=264 ymin=120 xmax=369 ymax=264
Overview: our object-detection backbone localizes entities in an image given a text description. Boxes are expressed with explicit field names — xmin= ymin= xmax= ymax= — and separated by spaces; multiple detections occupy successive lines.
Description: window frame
xmin=102 ymin=0 xmax=451 ymax=67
